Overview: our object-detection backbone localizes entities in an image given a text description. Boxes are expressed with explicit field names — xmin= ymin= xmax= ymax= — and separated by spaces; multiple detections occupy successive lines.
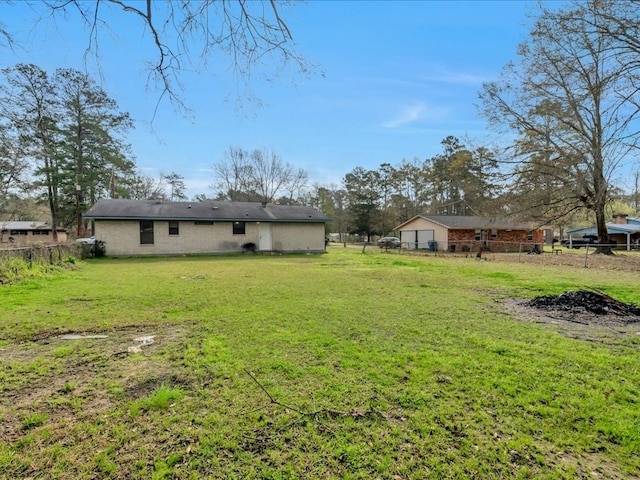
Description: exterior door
xmin=401 ymin=230 xmax=416 ymax=249
xmin=417 ymin=230 xmax=435 ymax=249
xmin=259 ymin=223 xmax=272 ymax=251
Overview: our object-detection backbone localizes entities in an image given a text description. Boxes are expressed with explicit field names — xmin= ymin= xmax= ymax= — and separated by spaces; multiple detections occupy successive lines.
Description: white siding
xmin=397 ymin=217 xmax=449 ymax=250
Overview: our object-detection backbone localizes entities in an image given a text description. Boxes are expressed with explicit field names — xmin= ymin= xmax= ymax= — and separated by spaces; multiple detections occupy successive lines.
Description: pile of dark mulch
xmin=526 ymin=290 xmax=640 ymax=316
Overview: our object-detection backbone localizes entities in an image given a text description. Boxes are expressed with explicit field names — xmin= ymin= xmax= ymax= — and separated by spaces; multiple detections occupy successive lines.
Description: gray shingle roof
xmin=399 ymin=215 xmax=540 ymax=230
xmin=0 ymin=221 xmax=59 ymax=231
xmin=83 ymin=199 xmax=330 ymax=223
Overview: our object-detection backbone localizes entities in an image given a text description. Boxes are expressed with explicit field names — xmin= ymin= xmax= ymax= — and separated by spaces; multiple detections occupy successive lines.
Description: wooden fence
xmin=0 ymin=243 xmax=86 ymax=266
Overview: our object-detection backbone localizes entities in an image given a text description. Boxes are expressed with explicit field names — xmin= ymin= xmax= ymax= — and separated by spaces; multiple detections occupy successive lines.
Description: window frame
xmin=140 ymin=220 xmax=154 ymax=245
xmin=168 ymin=221 xmax=179 ymax=236
xmin=233 ymin=221 xmax=246 ymax=235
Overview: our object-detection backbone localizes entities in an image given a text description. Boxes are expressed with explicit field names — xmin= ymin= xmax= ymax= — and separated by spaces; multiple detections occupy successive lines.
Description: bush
xmin=0 ymin=245 xmax=80 ymax=285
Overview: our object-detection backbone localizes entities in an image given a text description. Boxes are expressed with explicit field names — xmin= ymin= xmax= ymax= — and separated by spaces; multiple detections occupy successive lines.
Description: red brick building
xmin=394 ymin=215 xmax=545 ymax=252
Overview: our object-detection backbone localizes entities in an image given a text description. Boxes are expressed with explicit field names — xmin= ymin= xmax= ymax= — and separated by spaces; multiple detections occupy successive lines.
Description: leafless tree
xmin=479 ymin=0 xmax=640 ymax=254
xmin=122 ymin=170 xmax=167 ymax=200
xmin=211 ymin=146 xmax=308 ymax=203
xmin=250 ymin=148 xmax=296 ymax=203
xmin=211 ymin=146 xmax=254 ymax=201
xmin=0 ymin=20 xmax=12 ymax=51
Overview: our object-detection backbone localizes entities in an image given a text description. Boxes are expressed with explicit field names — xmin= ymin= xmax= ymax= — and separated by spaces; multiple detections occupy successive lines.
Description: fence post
xmin=584 ymin=245 xmax=590 ymax=268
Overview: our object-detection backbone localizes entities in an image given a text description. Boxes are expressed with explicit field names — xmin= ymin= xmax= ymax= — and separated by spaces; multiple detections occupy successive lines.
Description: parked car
xmin=560 ymin=235 xmax=598 ymax=248
xmin=378 ymin=236 xmax=401 ymax=248
xmin=75 ymin=236 xmax=96 ymax=245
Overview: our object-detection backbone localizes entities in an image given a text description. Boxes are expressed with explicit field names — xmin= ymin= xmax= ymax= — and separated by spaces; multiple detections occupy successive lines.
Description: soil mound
xmin=526 ymin=290 xmax=640 ymax=318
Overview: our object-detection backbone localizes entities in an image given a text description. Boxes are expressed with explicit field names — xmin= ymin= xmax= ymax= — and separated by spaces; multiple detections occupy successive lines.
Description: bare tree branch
xmin=20 ymin=0 xmax=313 ymax=117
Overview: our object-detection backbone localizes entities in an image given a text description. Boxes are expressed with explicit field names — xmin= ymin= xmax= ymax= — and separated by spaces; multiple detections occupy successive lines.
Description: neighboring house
xmin=566 ymin=214 xmax=640 ymax=250
xmin=394 ymin=215 xmax=545 ymax=252
xmin=82 ymin=199 xmax=330 ymax=256
xmin=0 ymin=221 xmax=68 ymax=245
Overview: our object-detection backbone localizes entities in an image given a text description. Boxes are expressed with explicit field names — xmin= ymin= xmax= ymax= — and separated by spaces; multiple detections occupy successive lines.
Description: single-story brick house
xmin=0 ymin=221 xmax=68 ymax=245
xmin=82 ymin=199 xmax=330 ymax=256
xmin=394 ymin=215 xmax=545 ymax=252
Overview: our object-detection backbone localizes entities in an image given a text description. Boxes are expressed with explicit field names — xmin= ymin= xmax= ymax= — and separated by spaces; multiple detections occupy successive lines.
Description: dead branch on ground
xmin=244 ymin=369 xmax=391 ymax=423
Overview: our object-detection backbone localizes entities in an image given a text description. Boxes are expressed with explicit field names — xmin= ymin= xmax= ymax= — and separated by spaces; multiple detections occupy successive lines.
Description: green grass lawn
xmin=1 ymin=247 xmax=639 ymax=479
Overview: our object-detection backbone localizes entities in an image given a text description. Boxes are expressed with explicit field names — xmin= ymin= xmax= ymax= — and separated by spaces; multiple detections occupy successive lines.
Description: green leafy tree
xmin=163 ymin=171 xmax=187 ymax=201
xmin=0 ymin=64 xmax=135 ymax=236
xmin=0 ymin=64 xmax=62 ymax=240
xmin=308 ymin=183 xmax=349 ymax=237
xmin=392 ymin=158 xmax=431 ymax=223
xmin=427 ymin=136 xmax=499 ymax=216
xmin=54 ymin=68 xmax=135 ymax=235
xmin=0 ymin=123 xmax=29 ymax=219
xmin=343 ymin=167 xmax=382 ymax=240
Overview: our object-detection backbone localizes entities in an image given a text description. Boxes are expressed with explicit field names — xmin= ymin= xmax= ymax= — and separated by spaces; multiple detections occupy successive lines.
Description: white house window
xmin=491 ymin=229 xmax=498 ymax=239
xmin=474 ymin=229 xmax=481 ymax=241
xmin=10 ymin=230 xmax=28 ymax=236
xmin=168 ymin=221 xmax=179 ymax=236
xmin=140 ymin=221 xmax=154 ymax=244
xmin=233 ymin=221 xmax=246 ymax=235
xmin=528 ymin=230 xmax=534 ymax=241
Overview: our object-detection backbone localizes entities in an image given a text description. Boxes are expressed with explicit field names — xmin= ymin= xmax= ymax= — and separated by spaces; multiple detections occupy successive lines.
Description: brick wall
xmin=95 ymin=220 xmax=326 ymax=256
xmin=446 ymin=228 xmax=544 ymax=252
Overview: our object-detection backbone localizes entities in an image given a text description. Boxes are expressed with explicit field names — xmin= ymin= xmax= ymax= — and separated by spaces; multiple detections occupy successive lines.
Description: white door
xmin=417 ymin=230 xmax=434 ymax=249
xmin=259 ymin=223 xmax=272 ymax=251
xmin=401 ymin=230 xmax=416 ymax=249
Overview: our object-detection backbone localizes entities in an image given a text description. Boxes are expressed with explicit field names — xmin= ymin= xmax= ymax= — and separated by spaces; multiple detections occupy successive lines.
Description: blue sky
xmin=1 ymin=1 xmax=536 ymax=198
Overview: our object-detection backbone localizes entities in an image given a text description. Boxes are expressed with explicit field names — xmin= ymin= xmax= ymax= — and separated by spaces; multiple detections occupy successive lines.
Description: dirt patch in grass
xmin=0 ymin=323 xmax=191 ymax=445
xmin=488 ymin=250 xmax=640 ymax=272
xmin=504 ymin=290 xmax=640 ymax=343
xmin=533 ymin=439 xmax=636 ymax=480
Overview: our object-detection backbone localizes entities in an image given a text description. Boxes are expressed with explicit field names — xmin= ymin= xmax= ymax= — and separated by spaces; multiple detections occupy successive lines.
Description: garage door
xmin=417 ymin=230 xmax=434 ymax=249
xmin=401 ymin=230 xmax=416 ymax=249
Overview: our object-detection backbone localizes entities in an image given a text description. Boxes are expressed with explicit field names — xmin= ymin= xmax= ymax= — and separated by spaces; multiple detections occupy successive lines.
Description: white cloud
xmin=382 ymin=103 xmax=425 ymax=128
xmin=420 ymin=65 xmax=492 ymax=86
xmin=382 ymin=102 xmax=450 ymax=129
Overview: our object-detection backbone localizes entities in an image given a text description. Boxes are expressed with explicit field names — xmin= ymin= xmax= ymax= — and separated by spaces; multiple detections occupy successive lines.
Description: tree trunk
xmin=593 ymin=152 xmax=612 ymax=255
